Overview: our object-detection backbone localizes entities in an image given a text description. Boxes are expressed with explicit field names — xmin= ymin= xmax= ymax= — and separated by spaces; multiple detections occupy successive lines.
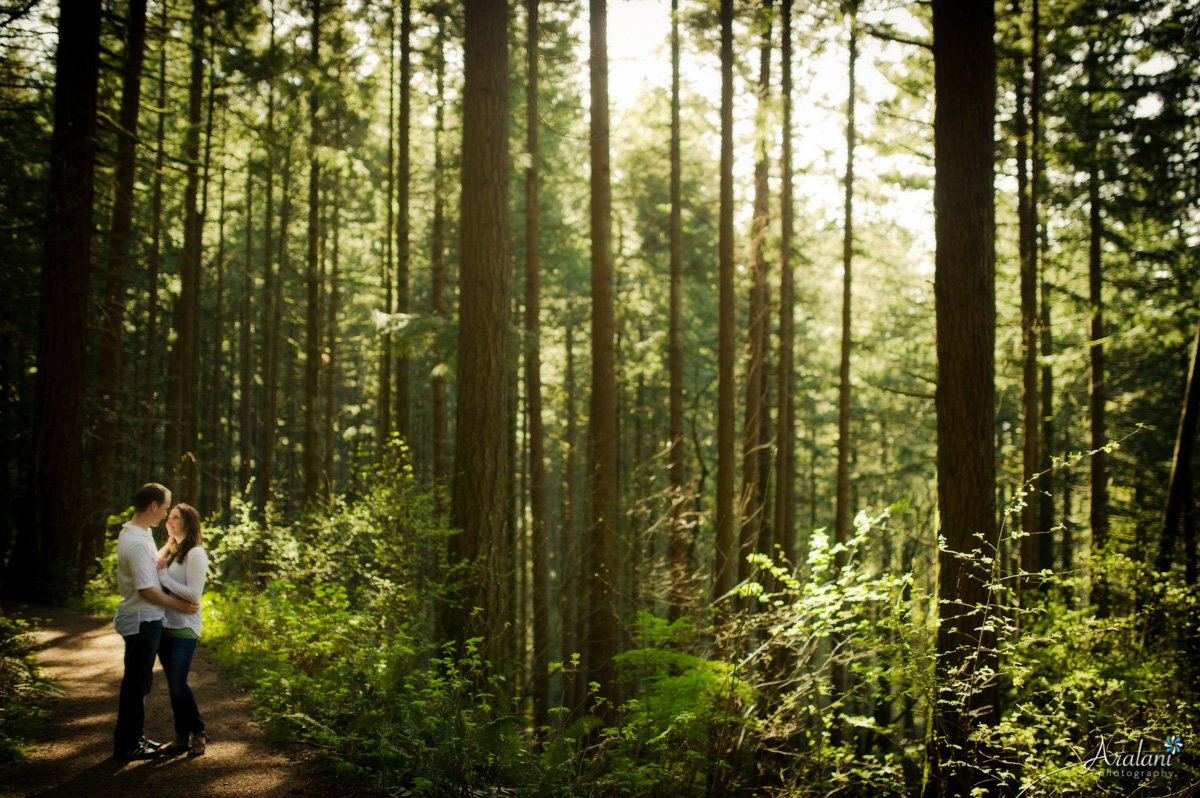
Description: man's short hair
xmin=134 ymin=483 xmax=170 ymax=513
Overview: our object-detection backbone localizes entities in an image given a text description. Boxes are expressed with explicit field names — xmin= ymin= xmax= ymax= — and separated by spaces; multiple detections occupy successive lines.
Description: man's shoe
xmin=115 ymin=737 xmax=164 ymax=760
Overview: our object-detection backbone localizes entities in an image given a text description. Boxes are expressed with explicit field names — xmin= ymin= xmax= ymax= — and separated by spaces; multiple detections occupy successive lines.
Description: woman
xmin=155 ymin=502 xmax=209 ymax=756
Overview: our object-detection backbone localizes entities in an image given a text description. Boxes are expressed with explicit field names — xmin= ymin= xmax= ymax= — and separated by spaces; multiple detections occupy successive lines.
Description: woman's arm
xmin=158 ymin=549 xmax=208 ymax=603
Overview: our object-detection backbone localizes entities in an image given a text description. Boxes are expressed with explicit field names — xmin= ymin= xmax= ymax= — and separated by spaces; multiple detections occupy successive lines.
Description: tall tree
xmin=141 ymin=0 xmax=170 ymax=479
xmin=1014 ymin=0 xmax=1040 ymax=584
xmin=448 ymin=0 xmax=510 ymax=649
xmin=1085 ymin=40 xmax=1110 ymax=618
xmin=1157 ymin=317 xmax=1200 ymax=575
xmin=930 ymin=0 xmax=999 ymax=793
xmin=260 ymin=2 xmax=280 ymax=513
xmin=303 ymin=0 xmax=323 ymax=510
xmin=667 ymin=0 xmax=686 ymax=621
xmin=738 ymin=0 xmax=773 ymax=599
xmin=524 ymin=0 xmax=550 ymax=731
xmin=209 ymin=122 xmax=228 ymax=520
xmin=774 ymin=0 xmax=796 ymax=569
xmin=395 ymin=0 xmax=412 ymax=445
xmin=831 ymin=1 xmax=857 ymax=744
xmin=713 ymin=0 xmax=736 ymax=636
xmin=2 ymin=0 xmax=103 ymax=601
xmin=240 ymin=162 xmax=253 ymax=499
xmin=431 ymin=14 xmax=449 ymax=513
xmin=587 ymin=0 xmax=619 ymax=723
xmin=167 ymin=0 xmax=207 ymax=497
xmin=378 ymin=9 xmax=395 ymax=456
xmin=89 ymin=0 xmax=148 ymax=567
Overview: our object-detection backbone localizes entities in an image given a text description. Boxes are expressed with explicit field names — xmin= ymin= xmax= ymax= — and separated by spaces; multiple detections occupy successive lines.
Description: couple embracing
xmin=112 ymin=482 xmax=210 ymax=761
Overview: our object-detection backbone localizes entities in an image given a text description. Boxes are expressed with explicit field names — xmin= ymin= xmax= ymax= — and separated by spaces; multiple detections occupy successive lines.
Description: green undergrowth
xmin=0 ymin=610 xmax=53 ymax=781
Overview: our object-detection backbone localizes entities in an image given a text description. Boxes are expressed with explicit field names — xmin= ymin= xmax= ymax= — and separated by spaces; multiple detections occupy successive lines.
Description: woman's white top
xmin=160 ymin=546 xmax=209 ymax=638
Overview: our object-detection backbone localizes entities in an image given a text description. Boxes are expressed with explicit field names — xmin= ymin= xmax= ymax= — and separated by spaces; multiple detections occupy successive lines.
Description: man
xmin=113 ymin=482 xmax=200 ymax=760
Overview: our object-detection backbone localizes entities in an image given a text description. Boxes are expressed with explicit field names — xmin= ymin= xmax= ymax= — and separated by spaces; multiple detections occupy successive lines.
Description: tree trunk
xmin=240 ymin=163 xmax=253 ymax=499
xmin=1157 ymin=317 xmax=1200 ymax=573
xmin=431 ymin=17 xmax=449 ymax=515
xmin=325 ymin=60 xmax=344 ymax=499
xmin=379 ymin=9 xmax=395 ymax=458
xmin=395 ymin=0 xmax=411 ymax=445
xmin=2 ymin=0 xmax=102 ymax=602
xmin=587 ymin=0 xmax=619 ymax=724
xmin=930 ymin=1 xmax=999 ymax=794
xmin=832 ymin=5 xmax=857 ymax=746
xmin=304 ymin=0 xmax=323 ymax=510
xmin=739 ymin=0 xmax=773 ymax=603
xmin=86 ymin=0 xmax=148 ymax=579
xmin=209 ymin=131 xmax=227 ymax=522
xmin=1087 ymin=41 xmax=1109 ymax=618
xmin=667 ymin=0 xmax=686 ymax=623
xmin=561 ymin=323 xmax=580 ymax=715
xmin=167 ymin=0 xmax=207 ymax=498
xmin=713 ymin=0 xmax=736 ymax=638
xmin=1033 ymin=0 xmax=1055 ymax=578
xmin=1014 ymin=0 xmax=1040 ymax=585
xmin=142 ymin=0 xmax=169 ymax=479
xmin=260 ymin=3 xmax=278 ymax=515
xmin=448 ymin=0 xmax=510 ymax=651
xmin=525 ymin=0 xmax=550 ymax=732
xmin=774 ymin=0 xmax=796 ymax=570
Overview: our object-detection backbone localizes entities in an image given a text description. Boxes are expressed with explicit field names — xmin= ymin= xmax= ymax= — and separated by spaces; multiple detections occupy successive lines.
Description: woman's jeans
xmin=157 ymin=635 xmax=205 ymax=739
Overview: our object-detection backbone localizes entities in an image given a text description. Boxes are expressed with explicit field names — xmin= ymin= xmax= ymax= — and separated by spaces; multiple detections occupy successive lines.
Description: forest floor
xmin=1 ymin=602 xmax=339 ymax=798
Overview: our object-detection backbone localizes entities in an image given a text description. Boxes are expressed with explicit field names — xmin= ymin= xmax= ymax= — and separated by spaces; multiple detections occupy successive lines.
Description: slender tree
xmin=395 ymin=0 xmax=412 ymax=445
xmin=713 ymin=0 xmax=736 ymax=636
xmin=739 ymin=0 xmax=773 ymax=599
xmin=303 ymin=0 xmax=323 ymax=509
xmin=260 ymin=2 xmax=280 ymax=513
xmin=167 ymin=0 xmax=207 ymax=497
xmin=1014 ymin=0 xmax=1040 ymax=584
xmin=587 ymin=0 xmax=619 ymax=723
xmin=89 ymin=0 xmax=148 ymax=569
xmin=831 ymin=2 xmax=857 ymax=745
xmin=431 ymin=14 xmax=449 ymax=513
xmin=1086 ymin=40 xmax=1110 ymax=618
xmin=524 ymin=0 xmax=550 ymax=731
xmin=240 ymin=162 xmax=253 ymax=498
xmin=379 ymin=9 xmax=395 ymax=456
xmin=667 ymin=0 xmax=686 ymax=622
xmin=774 ymin=0 xmax=796 ymax=569
xmin=930 ymin=0 xmax=999 ymax=793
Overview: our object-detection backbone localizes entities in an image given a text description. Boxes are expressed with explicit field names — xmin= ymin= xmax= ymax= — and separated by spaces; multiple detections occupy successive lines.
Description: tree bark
xmin=1014 ymin=0 xmax=1040 ymax=585
xmin=448 ymin=0 xmax=510 ymax=652
xmin=379 ymin=9 xmax=395 ymax=459
xmin=587 ymin=0 xmax=619 ymax=724
xmin=3 ymin=0 xmax=102 ymax=602
xmin=832 ymin=5 xmax=857 ymax=746
xmin=1087 ymin=41 xmax=1109 ymax=618
xmin=259 ymin=2 xmax=278 ymax=515
xmin=739 ymin=0 xmax=773 ymax=603
xmin=87 ymin=0 xmax=148 ymax=578
xmin=1157 ymin=317 xmax=1200 ymax=574
xmin=304 ymin=0 xmax=323 ymax=510
xmin=431 ymin=17 xmax=449 ymax=515
xmin=774 ymin=0 xmax=796 ymax=570
xmin=240 ymin=163 xmax=253 ymax=499
xmin=525 ymin=0 xmax=550 ymax=732
xmin=713 ymin=0 xmax=736 ymax=638
xmin=167 ymin=0 xmax=207 ymax=498
xmin=667 ymin=0 xmax=686 ymax=623
xmin=930 ymin=1 xmax=999 ymax=794
xmin=395 ymin=0 xmax=411 ymax=446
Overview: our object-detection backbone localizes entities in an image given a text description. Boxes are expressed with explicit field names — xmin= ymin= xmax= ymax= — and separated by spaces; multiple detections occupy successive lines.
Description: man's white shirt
xmin=113 ymin=523 xmax=165 ymax=637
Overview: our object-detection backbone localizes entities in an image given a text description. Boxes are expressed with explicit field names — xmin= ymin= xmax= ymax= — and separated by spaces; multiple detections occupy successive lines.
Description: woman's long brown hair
xmin=173 ymin=503 xmax=203 ymax=563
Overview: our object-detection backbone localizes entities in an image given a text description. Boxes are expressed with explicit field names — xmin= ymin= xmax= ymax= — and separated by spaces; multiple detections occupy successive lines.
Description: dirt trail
xmin=3 ymin=603 xmax=330 ymax=798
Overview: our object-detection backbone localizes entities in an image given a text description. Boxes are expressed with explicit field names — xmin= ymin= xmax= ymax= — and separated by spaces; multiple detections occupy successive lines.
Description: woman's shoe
xmin=187 ymin=730 xmax=207 ymax=756
xmin=156 ymin=737 xmax=187 ymax=755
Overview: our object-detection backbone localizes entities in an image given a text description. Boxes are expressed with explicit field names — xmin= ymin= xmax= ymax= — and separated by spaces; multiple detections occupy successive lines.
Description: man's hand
xmin=137 ymin=585 xmax=200 ymax=615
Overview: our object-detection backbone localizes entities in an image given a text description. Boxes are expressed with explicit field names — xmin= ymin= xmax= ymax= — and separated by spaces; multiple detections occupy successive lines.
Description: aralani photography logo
xmin=1084 ymin=733 xmax=1185 ymax=781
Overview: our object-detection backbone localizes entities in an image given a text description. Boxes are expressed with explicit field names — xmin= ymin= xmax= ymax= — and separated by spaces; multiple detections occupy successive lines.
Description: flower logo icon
xmin=1165 ymin=736 xmax=1183 ymax=755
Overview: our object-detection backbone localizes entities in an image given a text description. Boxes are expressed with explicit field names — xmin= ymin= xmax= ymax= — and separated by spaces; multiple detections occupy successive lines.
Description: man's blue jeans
xmin=114 ymin=620 xmax=163 ymax=755
xmin=158 ymin=634 xmax=205 ymax=739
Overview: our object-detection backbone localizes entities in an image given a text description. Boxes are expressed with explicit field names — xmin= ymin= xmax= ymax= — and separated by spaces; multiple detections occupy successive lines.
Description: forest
xmin=0 ymin=0 xmax=1198 ymax=794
